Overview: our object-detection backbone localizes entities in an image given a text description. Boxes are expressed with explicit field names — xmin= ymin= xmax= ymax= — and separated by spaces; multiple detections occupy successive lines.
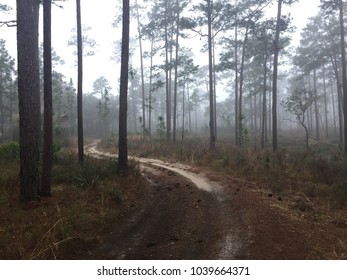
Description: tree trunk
xmin=0 ymin=69 xmax=3 ymax=142
xmin=303 ymin=121 xmax=309 ymax=149
xmin=41 ymin=0 xmax=53 ymax=197
xmin=313 ymin=69 xmax=320 ymax=140
xmin=9 ymin=82 xmax=14 ymax=141
xmin=76 ymin=0 xmax=84 ymax=163
xmin=261 ymin=56 xmax=268 ymax=149
xmin=148 ymin=38 xmax=154 ymax=137
xmin=118 ymin=0 xmax=130 ymax=174
xmin=234 ymin=21 xmax=239 ymax=146
xmin=182 ymin=82 xmax=186 ymax=142
xmin=339 ymin=0 xmax=347 ymax=155
xmin=165 ymin=2 xmax=171 ymax=141
xmin=322 ymin=65 xmax=329 ymax=138
xmin=330 ymin=78 xmax=337 ymax=136
xmin=212 ymin=35 xmax=217 ymax=141
xmin=207 ymin=0 xmax=215 ymax=149
xmin=238 ymin=24 xmax=249 ymax=147
xmin=173 ymin=0 xmax=179 ymax=143
xmin=17 ymin=0 xmax=41 ymax=202
xmin=136 ymin=0 xmax=146 ymax=139
xmin=330 ymin=52 xmax=344 ymax=148
xmin=268 ymin=60 xmax=272 ymax=142
xmin=272 ymin=0 xmax=282 ymax=152
xmin=338 ymin=82 xmax=344 ymax=149
xmin=188 ymin=84 xmax=192 ymax=134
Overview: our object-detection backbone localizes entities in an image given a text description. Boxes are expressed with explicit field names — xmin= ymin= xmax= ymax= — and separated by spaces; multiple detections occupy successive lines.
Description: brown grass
xmin=0 ymin=152 xmax=145 ymax=259
xmin=121 ymin=135 xmax=347 ymax=219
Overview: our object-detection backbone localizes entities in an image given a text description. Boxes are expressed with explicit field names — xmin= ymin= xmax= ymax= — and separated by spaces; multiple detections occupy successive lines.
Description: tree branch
xmin=0 ymin=20 xmax=16 ymax=27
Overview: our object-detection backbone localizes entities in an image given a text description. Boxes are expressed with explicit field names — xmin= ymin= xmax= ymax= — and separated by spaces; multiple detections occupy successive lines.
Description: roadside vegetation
xmin=2 ymin=132 xmax=347 ymax=259
xmin=0 ymin=141 xmax=146 ymax=259
xmin=99 ymin=133 xmax=347 ymax=226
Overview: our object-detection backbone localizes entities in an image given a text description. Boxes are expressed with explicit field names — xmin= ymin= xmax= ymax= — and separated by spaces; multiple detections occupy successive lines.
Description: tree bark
xmin=272 ymin=0 xmax=282 ymax=152
xmin=313 ymin=69 xmax=320 ymax=140
xmin=173 ymin=0 xmax=179 ymax=143
xmin=261 ymin=55 xmax=268 ymax=148
xmin=238 ymin=23 xmax=249 ymax=147
xmin=136 ymin=0 xmax=146 ymax=139
xmin=164 ymin=1 xmax=171 ymax=141
xmin=41 ymin=0 xmax=53 ymax=196
xmin=330 ymin=78 xmax=337 ymax=136
xmin=207 ymin=0 xmax=215 ymax=149
xmin=338 ymin=0 xmax=347 ymax=155
xmin=118 ymin=0 xmax=130 ymax=174
xmin=17 ymin=0 xmax=41 ymax=201
xmin=148 ymin=38 xmax=154 ymax=137
xmin=322 ymin=65 xmax=329 ymax=138
xmin=212 ymin=35 xmax=217 ymax=141
xmin=76 ymin=0 xmax=84 ymax=163
xmin=234 ymin=23 xmax=239 ymax=146
xmin=330 ymin=52 xmax=344 ymax=148
xmin=0 ymin=69 xmax=3 ymax=142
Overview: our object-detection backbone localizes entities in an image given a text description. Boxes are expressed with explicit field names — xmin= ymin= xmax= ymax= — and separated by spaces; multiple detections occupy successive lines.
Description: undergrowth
xmin=123 ymin=135 xmax=347 ymax=211
xmin=0 ymin=146 xmax=144 ymax=259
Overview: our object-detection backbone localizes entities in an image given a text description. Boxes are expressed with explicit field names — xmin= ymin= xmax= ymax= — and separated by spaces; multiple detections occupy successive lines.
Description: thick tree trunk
xmin=118 ymin=0 xmax=130 ymax=173
xmin=17 ymin=0 xmax=41 ymax=201
xmin=41 ymin=0 xmax=53 ymax=196
xmin=76 ymin=0 xmax=84 ymax=163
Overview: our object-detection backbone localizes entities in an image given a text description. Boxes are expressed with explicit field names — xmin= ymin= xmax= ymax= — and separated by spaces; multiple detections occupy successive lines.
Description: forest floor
xmin=1 ymin=140 xmax=347 ymax=259
xmin=76 ymin=142 xmax=347 ymax=260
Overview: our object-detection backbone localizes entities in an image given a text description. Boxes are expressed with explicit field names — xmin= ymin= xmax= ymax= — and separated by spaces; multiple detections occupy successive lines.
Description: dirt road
xmin=86 ymin=142 xmax=245 ymax=259
xmin=85 ymin=142 xmax=347 ymax=260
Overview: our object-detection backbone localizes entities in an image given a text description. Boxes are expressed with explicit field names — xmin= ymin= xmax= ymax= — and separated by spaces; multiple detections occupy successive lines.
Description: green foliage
xmin=282 ymin=86 xmax=316 ymax=121
xmin=156 ymin=116 xmax=166 ymax=140
xmin=52 ymin=155 xmax=118 ymax=189
xmin=52 ymin=142 xmax=63 ymax=162
xmin=0 ymin=141 xmax=19 ymax=161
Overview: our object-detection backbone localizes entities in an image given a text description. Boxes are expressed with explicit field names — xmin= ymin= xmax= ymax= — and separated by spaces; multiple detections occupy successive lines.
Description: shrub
xmin=53 ymin=142 xmax=63 ymax=163
xmin=52 ymin=155 xmax=118 ymax=189
xmin=0 ymin=141 xmax=19 ymax=161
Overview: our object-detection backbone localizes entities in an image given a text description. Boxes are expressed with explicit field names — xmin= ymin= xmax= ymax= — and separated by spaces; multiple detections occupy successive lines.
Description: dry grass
xmin=120 ymin=135 xmax=347 ymax=220
xmin=0 ymin=149 xmax=144 ymax=259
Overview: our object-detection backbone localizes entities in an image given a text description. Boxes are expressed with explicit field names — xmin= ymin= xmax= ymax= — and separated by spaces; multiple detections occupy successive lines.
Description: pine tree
xmin=17 ymin=0 xmax=41 ymax=201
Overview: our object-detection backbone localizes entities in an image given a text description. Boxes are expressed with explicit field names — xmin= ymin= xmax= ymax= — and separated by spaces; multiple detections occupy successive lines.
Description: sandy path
xmin=85 ymin=141 xmax=243 ymax=259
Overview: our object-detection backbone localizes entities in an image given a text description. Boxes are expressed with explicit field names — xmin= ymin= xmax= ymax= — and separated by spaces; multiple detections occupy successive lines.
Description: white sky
xmin=0 ymin=0 xmax=320 ymax=96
